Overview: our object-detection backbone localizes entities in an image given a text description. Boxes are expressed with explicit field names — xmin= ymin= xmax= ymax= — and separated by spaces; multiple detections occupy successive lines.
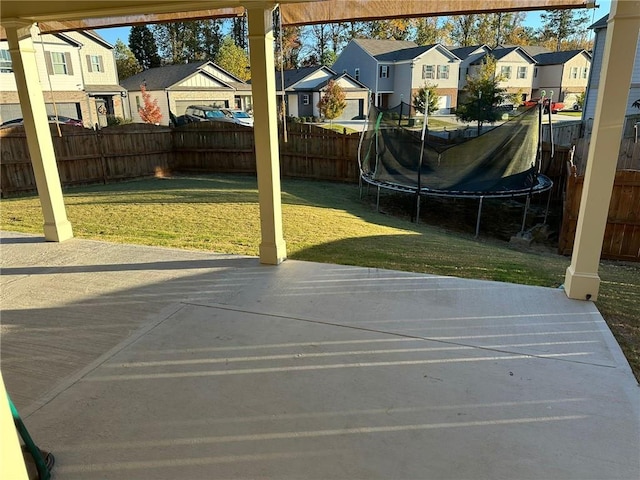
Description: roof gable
xmin=275 ymin=66 xmax=336 ymax=90
xmin=317 ymin=72 xmax=368 ymax=90
xmin=449 ymin=44 xmax=490 ymax=59
xmin=471 ymin=46 xmax=536 ymax=65
xmin=534 ymin=49 xmax=591 ymax=65
xmin=120 ymin=61 xmax=233 ymax=91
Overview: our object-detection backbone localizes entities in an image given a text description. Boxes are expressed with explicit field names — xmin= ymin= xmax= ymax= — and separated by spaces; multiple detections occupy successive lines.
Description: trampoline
xmin=358 ymin=102 xmax=553 ymax=237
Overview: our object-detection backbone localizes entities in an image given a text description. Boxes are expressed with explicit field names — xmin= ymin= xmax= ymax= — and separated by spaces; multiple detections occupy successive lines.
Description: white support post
xmin=5 ymin=22 xmax=73 ymax=242
xmin=247 ymin=5 xmax=287 ymax=265
xmin=564 ymin=0 xmax=640 ymax=300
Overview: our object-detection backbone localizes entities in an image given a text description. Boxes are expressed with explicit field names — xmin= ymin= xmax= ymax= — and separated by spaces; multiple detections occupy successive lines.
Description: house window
xmin=422 ymin=65 xmax=435 ymax=80
xmin=302 ymin=94 xmax=310 ymax=105
xmin=380 ymin=65 xmax=389 ymax=78
xmin=88 ymin=55 xmax=103 ymax=72
xmin=517 ymin=66 xmax=527 ymax=79
xmin=570 ymin=67 xmax=578 ymax=79
xmin=500 ymin=66 xmax=512 ymax=79
xmin=581 ymin=67 xmax=588 ymax=79
xmin=51 ymin=52 xmax=69 ymax=75
xmin=534 ymin=67 xmax=538 ymax=78
xmin=436 ymin=65 xmax=449 ymax=80
xmin=0 ymin=49 xmax=12 ymax=73
xmin=354 ymin=68 xmax=360 ymax=81
xmin=135 ymin=95 xmax=141 ymax=110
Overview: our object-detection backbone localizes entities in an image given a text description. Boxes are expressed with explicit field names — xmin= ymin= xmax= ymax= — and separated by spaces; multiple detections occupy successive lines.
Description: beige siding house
xmin=532 ymin=50 xmax=591 ymax=107
xmin=466 ymin=47 xmax=536 ymax=102
xmin=0 ymin=26 xmax=124 ymax=126
xmin=121 ymin=61 xmax=252 ymax=126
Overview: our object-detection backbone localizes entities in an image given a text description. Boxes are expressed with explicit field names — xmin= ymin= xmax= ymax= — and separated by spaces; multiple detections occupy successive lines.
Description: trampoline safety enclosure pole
xmin=475 ymin=196 xmax=484 ymax=238
xmin=415 ymin=94 xmax=429 ymax=223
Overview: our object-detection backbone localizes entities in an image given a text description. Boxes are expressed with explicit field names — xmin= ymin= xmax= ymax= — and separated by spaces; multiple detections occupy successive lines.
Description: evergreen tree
xmin=539 ymin=9 xmax=590 ymax=51
xmin=215 ymin=36 xmax=250 ymax=81
xmin=412 ymin=83 xmax=440 ymax=115
xmin=129 ymin=25 xmax=161 ymax=70
xmin=231 ymin=14 xmax=248 ymax=51
xmin=138 ymin=84 xmax=162 ymax=124
xmin=318 ymin=80 xmax=347 ymax=125
xmin=114 ymin=39 xmax=142 ymax=80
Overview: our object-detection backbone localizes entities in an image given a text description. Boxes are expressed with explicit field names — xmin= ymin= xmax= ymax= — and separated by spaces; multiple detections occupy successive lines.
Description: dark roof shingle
xmin=120 ymin=61 xmax=209 ymax=90
xmin=533 ymin=50 xmax=589 ymax=65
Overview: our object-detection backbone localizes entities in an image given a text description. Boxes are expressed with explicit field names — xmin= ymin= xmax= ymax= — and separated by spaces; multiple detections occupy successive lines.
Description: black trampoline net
xmin=359 ymin=102 xmax=546 ymax=196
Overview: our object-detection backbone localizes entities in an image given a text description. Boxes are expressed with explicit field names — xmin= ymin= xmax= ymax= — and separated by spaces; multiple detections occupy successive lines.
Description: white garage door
xmin=437 ymin=95 xmax=451 ymax=114
xmin=335 ymin=99 xmax=364 ymax=121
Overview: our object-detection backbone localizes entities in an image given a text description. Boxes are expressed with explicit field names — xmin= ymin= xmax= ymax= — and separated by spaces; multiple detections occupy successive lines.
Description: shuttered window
xmin=46 ymin=51 xmax=73 ymax=75
xmin=86 ymin=54 xmax=104 ymax=72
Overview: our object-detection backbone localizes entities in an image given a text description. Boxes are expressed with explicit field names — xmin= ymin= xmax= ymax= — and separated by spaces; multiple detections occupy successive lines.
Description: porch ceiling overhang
xmin=0 ymin=0 xmax=592 ymax=32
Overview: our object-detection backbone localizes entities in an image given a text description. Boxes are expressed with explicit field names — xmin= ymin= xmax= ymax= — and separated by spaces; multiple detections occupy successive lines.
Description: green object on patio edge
xmin=7 ymin=394 xmax=53 ymax=480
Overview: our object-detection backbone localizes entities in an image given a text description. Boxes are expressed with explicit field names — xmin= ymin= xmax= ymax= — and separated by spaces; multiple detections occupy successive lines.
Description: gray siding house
xmin=332 ymin=39 xmax=461 ymax=113
xmin=584 ymin=14 xmax=640 ymax=135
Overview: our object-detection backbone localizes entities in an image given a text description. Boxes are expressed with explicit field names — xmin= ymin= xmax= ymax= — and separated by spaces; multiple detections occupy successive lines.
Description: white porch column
xmin=564 ymin=0 xmax=640 ymax=300
xmin=5 ymin=22 xmax=73 ymax=242
xmin=247 ymin=5 xmax=287 ymax=264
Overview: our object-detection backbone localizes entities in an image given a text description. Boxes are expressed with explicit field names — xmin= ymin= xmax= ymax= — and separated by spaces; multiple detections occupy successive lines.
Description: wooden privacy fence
xmin=172 ymin=122 xmax=361 ymax=182
xmin=0 ymin=122 xmax=361 ymax=197
xmin=559 ymin=164 xmax=640 ymax=261
xmin=0 ymin=123 xmax=172 ymax=196
xmin=541 ymin=120 xmax=582 ymax=147
xmin=572 ymin=137 xmax=640 ymax=175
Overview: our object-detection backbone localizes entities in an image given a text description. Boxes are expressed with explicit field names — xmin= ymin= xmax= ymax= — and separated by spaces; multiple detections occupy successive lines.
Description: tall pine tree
xmin=129 ymin=25 xmax=161 ymax=70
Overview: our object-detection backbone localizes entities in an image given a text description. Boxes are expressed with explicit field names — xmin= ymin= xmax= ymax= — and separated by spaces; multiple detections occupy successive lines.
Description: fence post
xmin=95 ymin=129 xmax=108 ymax=184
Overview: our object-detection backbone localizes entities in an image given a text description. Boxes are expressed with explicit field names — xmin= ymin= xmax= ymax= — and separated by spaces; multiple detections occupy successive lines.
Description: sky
xmin=95 ymin=2 xmax=611 ymax=47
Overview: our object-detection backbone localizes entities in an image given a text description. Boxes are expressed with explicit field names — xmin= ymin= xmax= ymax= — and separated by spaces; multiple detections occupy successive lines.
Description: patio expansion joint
xmin=22 ymin=301 xmax=188 ymax=419
xmin=181 ymin=301 xmax=619 ymax=370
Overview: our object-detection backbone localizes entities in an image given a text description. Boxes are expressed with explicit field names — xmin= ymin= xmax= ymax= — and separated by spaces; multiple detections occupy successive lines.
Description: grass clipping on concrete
xmin=2 ymin=174 xmax=638 ymax=379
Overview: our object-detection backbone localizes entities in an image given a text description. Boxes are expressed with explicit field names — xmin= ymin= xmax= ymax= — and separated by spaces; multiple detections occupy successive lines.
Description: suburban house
xmin=464 ymin=46 xmax=537 ymax=102
xmin=274 ymin=65 xmax=369 ymax=120
xmin=332 ymin=39 xmax=461 ymax=113
xmin=584 ymin=14 xmax=640 ymax=135
xmin=120 ymin=60 xmax=253 ymax=125
xmin=0 ymin=27 xmax=126 ymax=127
xmin=532 ymin=49 xmax=591 ymax=106
xmin=450 ymin=44 xmax=491 ymax=92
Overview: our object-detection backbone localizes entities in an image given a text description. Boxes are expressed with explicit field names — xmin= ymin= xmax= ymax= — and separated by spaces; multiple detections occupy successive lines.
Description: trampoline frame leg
xmin=415 ymin=192 xmax=421 ymax=224
xmin=475 ymin=196 xmax=484 ymax=238
xmin=376 ymin=185 xmax=380 ymax=212
xmin=520 ymin=195 xmax=531 ymax=234
xmin=543 ymin=188 xmax=552 ymax=225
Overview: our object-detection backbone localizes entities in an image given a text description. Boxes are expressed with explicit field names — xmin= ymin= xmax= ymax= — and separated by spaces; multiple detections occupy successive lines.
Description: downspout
xmin=375 ymin=62 xmax=379 ymax=107
xmin=75 ymin=44 xmax=94 ymax=128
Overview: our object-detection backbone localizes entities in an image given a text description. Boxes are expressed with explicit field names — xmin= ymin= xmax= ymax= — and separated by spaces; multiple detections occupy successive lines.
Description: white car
xmin=221 ymin=109 xmax=254 ymax=127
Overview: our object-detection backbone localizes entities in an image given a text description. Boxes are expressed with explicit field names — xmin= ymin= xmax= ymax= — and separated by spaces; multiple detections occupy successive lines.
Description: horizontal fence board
xmin=559 ymin=167 xmax=640 ymax=261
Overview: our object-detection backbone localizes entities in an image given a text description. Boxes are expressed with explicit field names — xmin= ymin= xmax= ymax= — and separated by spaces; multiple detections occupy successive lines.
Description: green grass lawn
xmin=2 ymin=174 xmax=638 ymax=379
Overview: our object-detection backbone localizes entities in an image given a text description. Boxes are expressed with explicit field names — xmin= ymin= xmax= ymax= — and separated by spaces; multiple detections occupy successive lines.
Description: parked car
xmin=0 ymin=115 xmax=84 ymax=128
xmin=182 ymin=105 xmax=234 ymax=124
xmin=221 ymin=109 xmax=254 ymax=127
xmin=522 ymin=99 xmax=564 ymax=114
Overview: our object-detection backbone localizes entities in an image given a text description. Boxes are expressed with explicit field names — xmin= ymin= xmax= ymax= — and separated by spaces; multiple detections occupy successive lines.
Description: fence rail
xmin=559 ymin=163 xmax=640 ymax=261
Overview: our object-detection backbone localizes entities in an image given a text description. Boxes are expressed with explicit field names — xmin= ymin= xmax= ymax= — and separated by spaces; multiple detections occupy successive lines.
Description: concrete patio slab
xmin=1 ymin=231 xmax=638 ymax=479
